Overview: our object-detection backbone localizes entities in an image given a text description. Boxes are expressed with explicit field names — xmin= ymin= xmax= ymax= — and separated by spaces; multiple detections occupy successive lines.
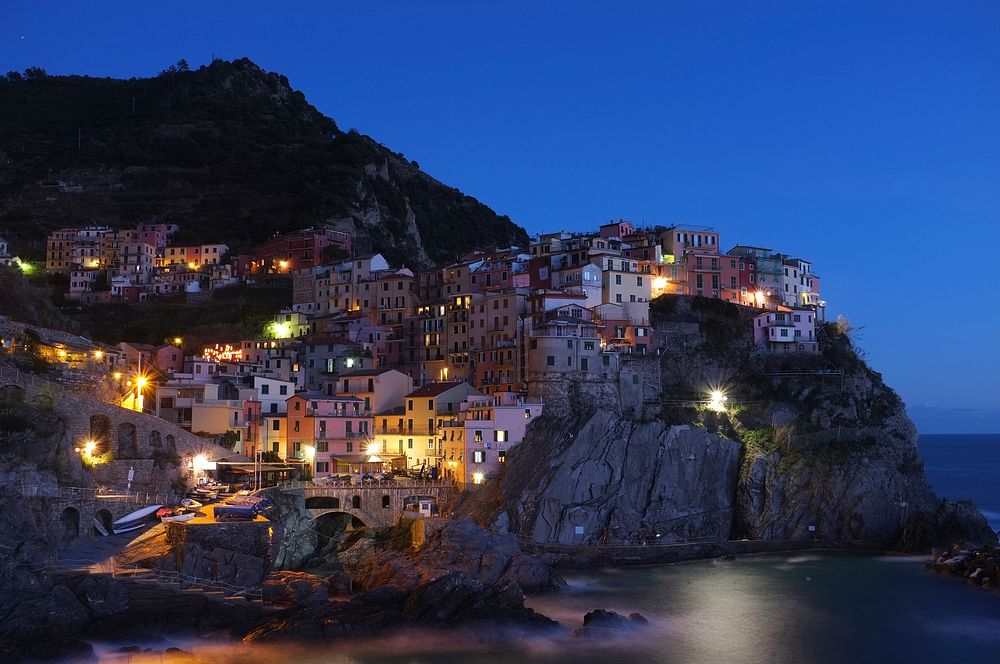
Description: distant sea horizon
xmin=918 ymin=434 xmax=1000 ymax=533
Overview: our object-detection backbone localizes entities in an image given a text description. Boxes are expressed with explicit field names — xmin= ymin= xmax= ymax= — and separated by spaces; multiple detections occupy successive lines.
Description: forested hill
xmin=0 ymin=58 xmax=528 ymax=266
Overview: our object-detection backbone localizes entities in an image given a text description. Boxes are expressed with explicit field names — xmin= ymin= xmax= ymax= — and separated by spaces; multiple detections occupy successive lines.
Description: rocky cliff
xmin=0 ymin=59 xmax=529 ymax=266
xmin=461 ymin=296 xmax=997 ymax=552
xmin=470 ymin=411 xmax=742 ymax=545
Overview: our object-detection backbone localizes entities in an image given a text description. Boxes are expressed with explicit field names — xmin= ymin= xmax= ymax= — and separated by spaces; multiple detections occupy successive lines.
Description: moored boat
xmin=112 ymin=504 xmax=162 ymax=534
xmin=160 ymin=511 xmax=196 ymax=523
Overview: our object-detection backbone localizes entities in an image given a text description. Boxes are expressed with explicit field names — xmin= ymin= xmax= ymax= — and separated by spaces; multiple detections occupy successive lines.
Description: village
xmin=3 ymin=221 xmax=826 ymax=492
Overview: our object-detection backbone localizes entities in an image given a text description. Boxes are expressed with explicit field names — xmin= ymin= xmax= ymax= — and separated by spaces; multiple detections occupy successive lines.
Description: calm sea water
xmin=84 ymin=555 xmax=1000 ymax=664
xmin=74 ymin=434 xmax=1000 ymax=664
xmin=918 ymin=434 xmax=1000 ymax=532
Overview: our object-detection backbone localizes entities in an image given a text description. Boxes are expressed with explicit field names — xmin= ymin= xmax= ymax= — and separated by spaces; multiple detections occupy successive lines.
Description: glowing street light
xmin=472 ymin=472 xmax=485 ymax=485
xmin=708 ymin=389 xmax=728 ymax=412
xmin=278 ymin=260 xmax=289 ymax=270
xmin=93 ymin=350 xmax=104 ymax=360
xmin=173 ymin=337 xmax=183 ymax=346
xmin=270 ymin=322 xmax=291 ymax=339
xmin=303 ymin=445 xmax=316 ymax=462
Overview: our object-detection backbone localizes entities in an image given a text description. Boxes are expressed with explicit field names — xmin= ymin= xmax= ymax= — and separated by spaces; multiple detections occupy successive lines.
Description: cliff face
xmin=0 ymin=59 xmax=529 ymax=266
xmin=470 ymin=411 xmax=743 ymax=545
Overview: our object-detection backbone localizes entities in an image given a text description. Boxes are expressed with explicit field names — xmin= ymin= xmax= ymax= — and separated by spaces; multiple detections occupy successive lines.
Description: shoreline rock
xmin=926 ymin=542 xmax=1000 ymax=590
xmin=573 ymin=609 xmax=649 ymax=638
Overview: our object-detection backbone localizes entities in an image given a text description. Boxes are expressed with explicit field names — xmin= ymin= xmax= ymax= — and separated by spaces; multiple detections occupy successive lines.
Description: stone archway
xmin=351 ymin=495 xmax=362 ymax=509
xmin=0 ymin=384 xmax=25 ymax=406
xmin=94 ymin=508 xmax=113 ymax=536
xmin=58 ymin=506 xmax=80 ymax=548
xmin=89 ymin=414 xmax=112 ymax=456
xmin=149 ymin=430 xmax=162 ymax=448
xmin=165 ymin=434 xmax=176 ymax=455
xmin=117 ymin=422 xmax=139 ymax=459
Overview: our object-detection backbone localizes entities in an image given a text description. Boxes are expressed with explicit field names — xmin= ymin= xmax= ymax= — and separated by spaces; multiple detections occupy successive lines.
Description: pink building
xmin=753 ymin=309 xmax=819 ymax=353
xmin=286 ymin=393 xmax=373 ymax=475
xmin=154 ymin=344 xmax=184 ymax=374
xmin=441 ymin=391 xmax=544 ymax=489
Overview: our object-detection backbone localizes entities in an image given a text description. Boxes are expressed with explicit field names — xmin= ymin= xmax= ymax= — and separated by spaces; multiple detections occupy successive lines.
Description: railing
xmin=0 ymin=364 xmax=65 ymax=397
xmin=113 ymin=564 xmax=263 ymax=602
xmin=281 ymin=477 xmax=455 ymax=490
xmin=783 ymin=426 xmax=881 ymax=450
xmin=371 ymin=427 xmax=437 ymax=436
xmin=96 ymin=491 xmax=173 ymax=504
xmin=17 ymin=483 xmax=97 ymax=500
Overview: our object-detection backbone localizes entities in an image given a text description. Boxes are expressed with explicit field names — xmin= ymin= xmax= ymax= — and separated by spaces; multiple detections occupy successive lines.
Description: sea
xmin=75 ymin=434 xmax=1000 ymax=664
xmin=918 ymin=434 xmax=1000 ymax=533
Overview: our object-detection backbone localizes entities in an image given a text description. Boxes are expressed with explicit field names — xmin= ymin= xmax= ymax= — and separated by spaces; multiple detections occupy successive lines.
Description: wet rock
xmin=573 ymin=609 xmax=649 ymax=638
xmin=245 ymin=572 xmax=557 ymax=642
xmin=262 ymin=571 xmax=330 ymax=607
xmin=355 ymin=518 xmax=565 ymax=594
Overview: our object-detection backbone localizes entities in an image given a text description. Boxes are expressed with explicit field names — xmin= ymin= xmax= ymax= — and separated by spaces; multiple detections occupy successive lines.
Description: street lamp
xmin=708 ymin=389 xmax=728 ymax=412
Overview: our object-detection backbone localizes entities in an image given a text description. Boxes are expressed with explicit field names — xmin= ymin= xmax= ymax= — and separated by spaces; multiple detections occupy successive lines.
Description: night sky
xmin=2 ymin=2 xmax=997 ymax=433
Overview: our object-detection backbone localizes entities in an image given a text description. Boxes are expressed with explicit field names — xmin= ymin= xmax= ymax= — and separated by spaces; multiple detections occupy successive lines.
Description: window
xmin=272 ymin=420 xmax=280 ymax=431
xmin=581 ymin=358 xmax=589 ymax=370
xmin=261 ymin=384 xmax=270 ymax=395
xmin=546 ymin=355 xmax=555 ymax=366
xmin=473 ymin=450 xmax=485 ymax=464
xmin=615 ymin=274 xmax=622 ymax=285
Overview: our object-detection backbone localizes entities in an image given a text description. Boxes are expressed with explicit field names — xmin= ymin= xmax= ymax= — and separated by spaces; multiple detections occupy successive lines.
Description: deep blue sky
xmin=3 ymin=2 xmax=998 ymax=433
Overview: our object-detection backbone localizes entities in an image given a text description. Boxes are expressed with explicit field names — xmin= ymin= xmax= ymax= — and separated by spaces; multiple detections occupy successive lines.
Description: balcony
xmin=371 ymin=427 xmax=438 ymax=436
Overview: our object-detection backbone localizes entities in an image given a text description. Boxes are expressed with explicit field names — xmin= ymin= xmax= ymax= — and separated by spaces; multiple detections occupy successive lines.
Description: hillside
xmin=0 ymin=59 xmax=528 ymax=266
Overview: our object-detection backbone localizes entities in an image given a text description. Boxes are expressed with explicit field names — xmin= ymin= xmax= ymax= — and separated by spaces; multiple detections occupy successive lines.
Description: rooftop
xmin=406 ymin=380 xmax=468 ymax=397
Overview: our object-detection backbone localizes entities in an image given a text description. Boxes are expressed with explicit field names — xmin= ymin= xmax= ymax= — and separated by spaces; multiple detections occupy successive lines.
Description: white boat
xmin=93 ymin=517 xmax=109 ymax=537
xmin=180 ymin=498 xmax=203 ymax=509
xmin=112 ymin=504 xmax=162 ymax=534
xmin=160 ymin=512 xmax=196 ymax=524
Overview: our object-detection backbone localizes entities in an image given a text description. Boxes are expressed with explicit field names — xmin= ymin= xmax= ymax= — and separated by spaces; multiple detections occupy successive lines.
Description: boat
xmin=180 ymin=498 xmax=202 ymax=509
xmin=160 ymin=512 xmax=196 ymax=524
xmin=155 ymin=507 xmax=174 ymax=519
xmin=93 ymin=517 xmax=109 ymax=537
xmin=112 ymin=504 xmax=162 ymax=534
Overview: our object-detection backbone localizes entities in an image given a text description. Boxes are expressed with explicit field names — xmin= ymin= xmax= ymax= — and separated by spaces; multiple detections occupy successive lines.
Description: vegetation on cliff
xmin=0 ymin=59 xmax=529 ymax=266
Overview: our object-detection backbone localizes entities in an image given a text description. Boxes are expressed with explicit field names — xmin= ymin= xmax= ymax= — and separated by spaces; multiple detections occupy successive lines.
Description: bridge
xmin=274 ymin=478 xmax=457 ymax=529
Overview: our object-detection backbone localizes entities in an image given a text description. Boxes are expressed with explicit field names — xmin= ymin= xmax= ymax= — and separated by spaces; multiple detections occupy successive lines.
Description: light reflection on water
xmin=74 ymin=554 xmax=1000 ymax=664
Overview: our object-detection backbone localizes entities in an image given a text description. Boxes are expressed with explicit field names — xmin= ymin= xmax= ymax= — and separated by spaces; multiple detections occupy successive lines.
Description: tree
xmin=176 ymin=59 xmax=190 ymax=72
xmin=23 ymin=67 xmax=46 ymax=80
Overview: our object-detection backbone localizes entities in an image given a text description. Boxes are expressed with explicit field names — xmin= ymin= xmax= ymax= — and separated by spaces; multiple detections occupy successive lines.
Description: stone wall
xmin=166 ymin=519 xmax=273 ymax=562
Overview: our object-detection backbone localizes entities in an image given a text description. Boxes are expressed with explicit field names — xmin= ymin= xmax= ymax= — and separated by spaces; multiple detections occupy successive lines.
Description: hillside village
xmin=2 ymin=221 xmax=826 ymax=490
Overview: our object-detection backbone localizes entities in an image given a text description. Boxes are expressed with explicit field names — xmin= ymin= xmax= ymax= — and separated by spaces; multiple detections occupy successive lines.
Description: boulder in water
xmin=573 ymin=609 xmax=649 ymax=638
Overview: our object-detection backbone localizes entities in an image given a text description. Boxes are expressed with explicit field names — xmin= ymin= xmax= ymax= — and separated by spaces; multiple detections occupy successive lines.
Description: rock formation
xmin=471 ymin=412 xmax=742 ymax=544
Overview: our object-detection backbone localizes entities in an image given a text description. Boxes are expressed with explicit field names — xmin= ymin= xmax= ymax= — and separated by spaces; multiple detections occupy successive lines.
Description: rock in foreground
xmin=573 ymin=609 xmax=649 ymax=638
